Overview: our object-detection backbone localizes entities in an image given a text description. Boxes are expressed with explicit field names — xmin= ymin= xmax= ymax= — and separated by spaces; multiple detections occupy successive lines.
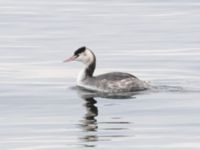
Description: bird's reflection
xmin=75 ymin=87 xmax=139 ymax=148
xmin=81 ymin=97 xmax=98 ymax=132
xmin=78 ymin=90 xmax=99 ymax=147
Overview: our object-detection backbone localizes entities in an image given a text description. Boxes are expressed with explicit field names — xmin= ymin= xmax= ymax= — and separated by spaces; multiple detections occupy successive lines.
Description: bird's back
xmin=80 ymin=72 xmax=149 ymax=93
xmin=95 ymin=72 xmax=137 ymax=80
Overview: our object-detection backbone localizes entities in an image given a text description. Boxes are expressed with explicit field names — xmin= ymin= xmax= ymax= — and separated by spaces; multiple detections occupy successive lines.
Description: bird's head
xmin=64 ymin=46 xmax=95 ymax=66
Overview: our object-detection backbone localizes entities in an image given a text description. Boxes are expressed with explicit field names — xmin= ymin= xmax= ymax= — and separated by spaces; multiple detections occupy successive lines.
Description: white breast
xmin=77 ymin=69 xmax=86 ymax=86
xmin=76 ymin=69 xmax=101 ymax=91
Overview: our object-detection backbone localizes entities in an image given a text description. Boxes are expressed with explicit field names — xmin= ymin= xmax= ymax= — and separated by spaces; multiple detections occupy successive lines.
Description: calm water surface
xmin=0 ymin=0 xmax=200 ymax=149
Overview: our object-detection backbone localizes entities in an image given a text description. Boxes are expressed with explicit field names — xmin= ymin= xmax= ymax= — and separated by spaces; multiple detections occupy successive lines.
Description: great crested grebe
xmin=64 ymin=46 xmax=149 ymax=93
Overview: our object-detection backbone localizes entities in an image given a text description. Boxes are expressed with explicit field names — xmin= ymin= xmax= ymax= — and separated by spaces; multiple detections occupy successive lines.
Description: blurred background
xmin=0 ymin=0 xmax=200 ymax=150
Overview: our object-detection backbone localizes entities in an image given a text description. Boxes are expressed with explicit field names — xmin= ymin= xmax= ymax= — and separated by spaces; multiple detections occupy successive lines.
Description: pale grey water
xmin=0 ymin=0 xmax=200 ymax=149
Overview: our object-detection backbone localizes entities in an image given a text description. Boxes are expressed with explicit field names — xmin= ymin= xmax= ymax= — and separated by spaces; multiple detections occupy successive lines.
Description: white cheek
xmin=74 ymin=49 xmax=94 ymax=65
xmin=76 ymin=55 xmax=89 ymax=64
xmin=76 ymin=55 xmax=84 ymax=61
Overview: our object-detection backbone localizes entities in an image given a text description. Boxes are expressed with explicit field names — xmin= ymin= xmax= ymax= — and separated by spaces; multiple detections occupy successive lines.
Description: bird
xmin=64 ymin=46 xmax=149 ymax=93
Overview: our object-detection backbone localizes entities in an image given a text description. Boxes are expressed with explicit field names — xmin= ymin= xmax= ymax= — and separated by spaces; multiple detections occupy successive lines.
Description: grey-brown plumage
xmin=65 ymin=47 xmax=149 ymax=93
xmin=83 ymin=73 xmax=148 ymax=93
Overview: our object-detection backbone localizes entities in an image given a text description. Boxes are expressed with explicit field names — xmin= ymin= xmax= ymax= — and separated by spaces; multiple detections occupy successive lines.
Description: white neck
xmin=77 ymin=67 xmax=87 ymax=84
xmin=76 ymin=48 xmax=96 ymax=85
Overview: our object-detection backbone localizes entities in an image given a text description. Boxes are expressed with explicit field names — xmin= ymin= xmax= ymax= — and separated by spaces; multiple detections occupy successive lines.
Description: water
xmin=0 ymin=0 xmax=200 ymax=149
